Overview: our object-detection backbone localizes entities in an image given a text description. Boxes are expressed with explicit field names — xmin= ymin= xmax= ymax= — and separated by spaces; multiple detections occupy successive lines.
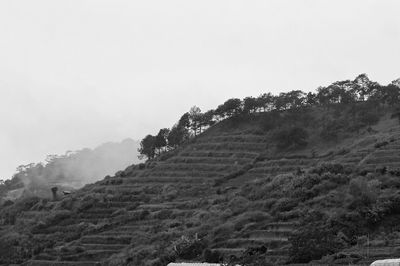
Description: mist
xmin=0 ymin=138 xmax=141 ymax=200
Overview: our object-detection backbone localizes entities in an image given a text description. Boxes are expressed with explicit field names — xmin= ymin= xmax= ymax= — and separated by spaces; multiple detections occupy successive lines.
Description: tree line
xmin=138 ymin=74 xmax=400 ymax=160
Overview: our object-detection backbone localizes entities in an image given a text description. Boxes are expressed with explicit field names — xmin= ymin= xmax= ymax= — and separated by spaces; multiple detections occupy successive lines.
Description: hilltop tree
xmin=243 ymin=97 xmax=258 ymax=114
xmin=286 ymin=90 xmax=307 ymax=108
xmin=138 ymin=134 xmax=156 ymax=160
xmin=155 ymin=128 xmax=170 ymax=154
xmin=305 ymin=92 xmax=317 ymax=106
xmin=381 ymin=84 xmax=400 ymax=106
xmin=189 ymin=106 xmax=203 ymax=136
xmin=218 ymin=98 xmax=243 ymax=117
xmin=274 ymin=93 xmax=288 ymax=111
xmin=137 ymin=73 xmax=396 ymax=160
xmin=273 ymin=91 xmax=306 ymax=111
xmin=316 ymin=86 xmax=330 ymax=106
xmin=199 ymin=110 xmax=215 ymax=131
xmin=352 ymin=73 xmax=373 ymax=101
xmin=257 ymin=92 xmax=274 ymax=112
xmin=168 ymin=125 xmax=189 ymax=148
xmin=178 ymin=112 xmax=191 ymax=129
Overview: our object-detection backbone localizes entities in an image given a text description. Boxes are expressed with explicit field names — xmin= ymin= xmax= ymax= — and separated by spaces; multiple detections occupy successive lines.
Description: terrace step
xmin=178 ymin=151 xmax=259 ymax=159
xmin=219 ymin=238 xmax=288 ymax=248
xmin=80 ymin=235 xmax=132 ymax=245
xmin=121 ymin=176 xmax=208 ymax=184
xmin=59 ymin=249 xmax=117 ymax=261
xmin=79 ymin=244 xmax=127 ymax=251
xmin=166 ymin=156 xmax=252 ymax=165
xmin=247 ymin=229 xmax=292 ymax=238
xmin=212 ymin=248 xmax=245 ymax=258
xmin=25 ymin=261 xmax=101 ymax=266
xmin=137 ymin=170 xmax=226 ymax=178
xmin=264 ymin=222 xmax=297 ymax=230
xmin=195 ymin=135 xmax=267 ymax=143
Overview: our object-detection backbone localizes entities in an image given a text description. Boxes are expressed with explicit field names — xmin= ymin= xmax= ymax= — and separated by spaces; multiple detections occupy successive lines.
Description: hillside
xmin=1 ymin=78 xmax=400 ymax=265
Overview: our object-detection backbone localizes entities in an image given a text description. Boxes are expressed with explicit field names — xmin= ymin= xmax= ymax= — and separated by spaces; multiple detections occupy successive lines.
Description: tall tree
xmin=200 ymin=110 xmax=215 ymax=131
xmin=138 ymin=135 xmax=156 ymax=160
xmin=178 ymin=112 xmax=191 ymax=129
xmin=257 ymin=93 xmax=274 ymax=112
xmin=155 ymin=128 xmax=170 ymax=154
xmin=243 ymin=97 xmax=258 ymax=114
xmin=189 ymin=106 xmax=203 ymax=136
xmin=286 ymin=90 xmax=307 ymax=108
xmin=168 ymin=125 xmax=189 ymax=148
xmin=305 ymin=92 xmax=317 ymax=106
xmin=222 ymin=98 xmax=243 ymax=116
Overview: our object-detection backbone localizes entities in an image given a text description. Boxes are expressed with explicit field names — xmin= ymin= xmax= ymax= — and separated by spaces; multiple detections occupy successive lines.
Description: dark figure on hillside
xmin=51 ymin=186 xmax=58 ymax=200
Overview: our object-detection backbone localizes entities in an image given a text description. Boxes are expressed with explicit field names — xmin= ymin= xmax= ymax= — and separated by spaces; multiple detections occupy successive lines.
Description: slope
xmin=1 ymin=104 xmax=400 ymax=266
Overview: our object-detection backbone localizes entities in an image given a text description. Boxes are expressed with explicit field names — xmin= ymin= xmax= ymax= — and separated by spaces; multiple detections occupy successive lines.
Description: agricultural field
xmin=1 ymin=100 xmax=400 ymax=266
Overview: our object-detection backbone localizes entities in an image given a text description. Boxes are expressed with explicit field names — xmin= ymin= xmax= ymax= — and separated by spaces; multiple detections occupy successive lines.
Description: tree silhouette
xmin=200 ymin=110 xmax=215 ymax=131
xmin=189 ymin=106 xmax=203 ymax=136
xmin=257 ymin=92 xmax=274 ymax=112
xmin=243 ymin=97 xmax=258 ymax=114
xmin=138 ymin=74 xmax=399 ymax=160
xmin=155 ymin=128 xmax=170 ymax=154
xmin=168 ymin=125 xmax=189 ymax=148
xmin=138 ymin=135 xmax=156 ymax=160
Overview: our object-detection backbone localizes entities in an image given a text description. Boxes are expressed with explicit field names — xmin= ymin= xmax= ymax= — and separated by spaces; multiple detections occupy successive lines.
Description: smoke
xmin=1 ymin=139 xmax=141 ymax=200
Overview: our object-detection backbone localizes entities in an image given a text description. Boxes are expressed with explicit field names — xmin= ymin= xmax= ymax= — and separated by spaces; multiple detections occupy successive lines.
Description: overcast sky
xmin=0 ymin=0 xmax=399 ymax=179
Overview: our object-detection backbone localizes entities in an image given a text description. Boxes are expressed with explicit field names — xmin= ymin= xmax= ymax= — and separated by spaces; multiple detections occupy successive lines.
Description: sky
xmin=0 ymin=0 xmax=399 ymax=179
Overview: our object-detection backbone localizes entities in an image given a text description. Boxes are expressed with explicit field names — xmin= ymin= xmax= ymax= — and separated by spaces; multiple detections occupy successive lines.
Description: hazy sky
xmin=0 ymin=0 xmax=399 ymax=179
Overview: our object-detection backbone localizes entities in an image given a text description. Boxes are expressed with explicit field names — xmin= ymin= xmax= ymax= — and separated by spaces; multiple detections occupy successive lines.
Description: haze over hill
xmin=0 ymin=138 xmax=141 ymax=200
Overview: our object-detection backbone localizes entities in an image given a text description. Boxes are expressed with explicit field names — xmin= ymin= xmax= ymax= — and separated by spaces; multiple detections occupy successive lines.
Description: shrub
xmin=203 ymin=248 xmax=222 ymax=263
xmin=375 ymin=141 xmax=389 ymax=149
xmin=274 ymin=126 xmax=309 ymax=150
xmin=172 ymin=235 xmax=207 ymax=260
xmin=211 ymin=223 xmax=235 ymax=243
xmin=289 ymin=212 xmax=345 ymax=263
xmin=271 ymin=197 xmax=298 ymax=214
xmin=227 ymin=196 xmax=250 ymax=215
xmin=348 ymin=177 xmax=378 ymax=209
xmin=152 ymin=209 xmax=174 ymax=220
xmin=225 ymin=245 xmax=272 ymax=266
xmin=310 ymin=163 xmax=347 ymax=175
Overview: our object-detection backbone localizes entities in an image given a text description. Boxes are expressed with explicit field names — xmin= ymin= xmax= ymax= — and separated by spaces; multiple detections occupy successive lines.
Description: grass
xmin=3 ymin=105 xmax=400 ymax=265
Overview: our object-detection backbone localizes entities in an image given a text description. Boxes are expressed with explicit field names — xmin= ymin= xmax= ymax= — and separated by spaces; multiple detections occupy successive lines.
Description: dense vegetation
xmin=0 ymin=74 xmax=400 ymax=266
xmin=139 ymin=74 xmax=400 ymax=160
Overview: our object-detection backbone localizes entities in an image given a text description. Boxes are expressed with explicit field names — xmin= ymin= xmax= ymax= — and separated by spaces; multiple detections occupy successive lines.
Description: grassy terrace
xmin=1 ymin=103 xmax=400 ymax=265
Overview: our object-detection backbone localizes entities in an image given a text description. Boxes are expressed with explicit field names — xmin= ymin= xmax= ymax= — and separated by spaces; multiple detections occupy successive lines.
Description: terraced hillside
xmin=1 ymin=103 xmax=400 ymax=266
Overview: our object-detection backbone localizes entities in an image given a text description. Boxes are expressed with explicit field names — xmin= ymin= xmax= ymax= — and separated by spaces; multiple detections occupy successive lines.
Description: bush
xmin=375 ymin=141 xmax=389 ymax=149
xmin=227 ymin=196 xmax=250 ymax=215
xmin=348 ymin=177 xmax=378 ymax=209
xmin=172 ymin=235 xmax=207 ymax=260
xmin=274 ymin=126 xmax=308 ymax=150
xmin=310 ymin=163 xmax=347 ymax=175
xmin=203 ymin=248 xmax=222 ymax=263
xmin=225 ymin=246 xmax=271 ymax=266
xmin=289 ymin=212 xmax=345 ymax=263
